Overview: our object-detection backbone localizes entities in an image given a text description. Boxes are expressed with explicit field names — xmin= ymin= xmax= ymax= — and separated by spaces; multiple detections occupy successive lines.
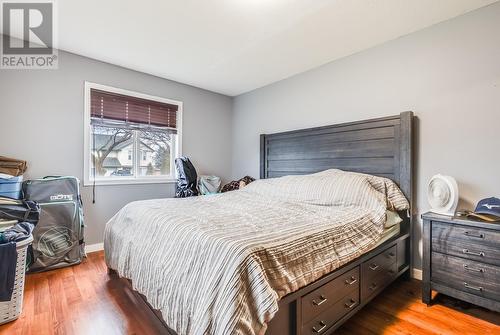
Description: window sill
xmin=83 ymin=178 xmax=177 ymax=187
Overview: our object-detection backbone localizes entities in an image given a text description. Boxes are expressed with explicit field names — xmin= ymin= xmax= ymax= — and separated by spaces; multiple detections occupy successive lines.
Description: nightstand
xmin=422 ymin=212 xmax=500 ymax=312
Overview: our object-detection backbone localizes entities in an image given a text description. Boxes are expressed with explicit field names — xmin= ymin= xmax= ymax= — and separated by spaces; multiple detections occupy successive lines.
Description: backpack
xmin=198 ymin=176 xmax=221 ymax=195
xmin=175 ymin=157 xmax=199 ymax=198
xmin=22 ymin=176 xmax=85 ymax=272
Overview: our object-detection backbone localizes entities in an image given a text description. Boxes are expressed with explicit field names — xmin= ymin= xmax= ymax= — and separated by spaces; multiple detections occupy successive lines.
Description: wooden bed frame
xmin=113 ymin=111 xmax=414 ymax=335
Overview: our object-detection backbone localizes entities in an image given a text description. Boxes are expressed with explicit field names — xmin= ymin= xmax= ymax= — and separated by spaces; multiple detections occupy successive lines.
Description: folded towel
xmin=0 ymin=242 xmax=17 ymax=301
xmin=0 ymin=156 xmax=27 ymax=177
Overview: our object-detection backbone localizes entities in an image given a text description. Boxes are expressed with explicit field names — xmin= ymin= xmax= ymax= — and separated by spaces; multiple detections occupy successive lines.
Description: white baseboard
xmin=85 ymin=242 xmax=104 ymax=254
xmin=412 ymin=268 xmax=422 ymax=280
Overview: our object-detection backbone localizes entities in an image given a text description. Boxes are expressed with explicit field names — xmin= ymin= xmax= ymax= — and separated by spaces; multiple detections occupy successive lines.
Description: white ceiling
xmin=6 ymin=0 xmax=499 ymax=96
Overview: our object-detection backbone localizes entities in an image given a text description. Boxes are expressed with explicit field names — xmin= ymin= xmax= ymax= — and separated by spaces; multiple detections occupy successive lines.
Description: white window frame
xmin=83 ymin=82 xmax=183 ymax=186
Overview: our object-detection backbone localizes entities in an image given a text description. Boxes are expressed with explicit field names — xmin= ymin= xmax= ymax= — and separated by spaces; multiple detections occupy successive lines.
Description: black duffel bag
xmin=0 ymin=196 xmax=40 ymax=223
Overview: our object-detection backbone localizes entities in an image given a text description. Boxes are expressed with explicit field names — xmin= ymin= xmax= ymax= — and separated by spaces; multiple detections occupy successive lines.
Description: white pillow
xmin=385 ymin=210 xmax=403 ymax=228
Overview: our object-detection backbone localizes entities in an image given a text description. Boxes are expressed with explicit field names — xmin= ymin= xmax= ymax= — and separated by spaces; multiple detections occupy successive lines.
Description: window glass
xmin=138 ymin=129 xmax=173 ymax=177
xmin=91 ymin=125 xmax=134 ymax=178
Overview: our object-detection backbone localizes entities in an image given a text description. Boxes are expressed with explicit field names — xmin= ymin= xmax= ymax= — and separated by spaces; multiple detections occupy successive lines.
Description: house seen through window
xmin=84 ymin=83 xmax=182 ymax=185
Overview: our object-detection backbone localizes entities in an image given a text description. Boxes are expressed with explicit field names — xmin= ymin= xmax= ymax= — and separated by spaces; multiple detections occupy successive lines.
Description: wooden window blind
xmin=90 ymin=89 xmax=179 ymax=130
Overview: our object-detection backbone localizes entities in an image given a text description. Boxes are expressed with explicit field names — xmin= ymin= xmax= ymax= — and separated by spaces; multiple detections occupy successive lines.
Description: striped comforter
xmin=104 ymin=169 xmax=409 ymax=335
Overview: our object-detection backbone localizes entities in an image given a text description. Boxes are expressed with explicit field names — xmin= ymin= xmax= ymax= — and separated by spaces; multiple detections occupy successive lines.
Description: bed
xmin=105 ymin=111 xmax=414 ymax=335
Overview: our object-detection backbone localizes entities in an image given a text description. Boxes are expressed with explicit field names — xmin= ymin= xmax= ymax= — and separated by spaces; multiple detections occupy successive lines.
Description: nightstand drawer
xmin=432 ymin=252 xmax=500 ymax=301
xmin=361 ymin=245 xmax=397 ymax=282
xmin=301 ymin=267 xmax=359 ymax=324
xmin=432 ymin=222 xmax=500 ymax=246
xmin=432 ymin=223 xmax=500 ymax=266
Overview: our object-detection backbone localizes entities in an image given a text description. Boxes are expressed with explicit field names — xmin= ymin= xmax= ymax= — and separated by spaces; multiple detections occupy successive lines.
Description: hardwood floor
xmin=0 ymin=251 xmax=168 ymax=335
xmin=1 ymin=251 xmax=498 ymax=335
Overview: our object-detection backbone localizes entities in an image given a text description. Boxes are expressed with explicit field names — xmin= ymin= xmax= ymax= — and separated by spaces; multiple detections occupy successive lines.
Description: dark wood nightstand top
xmin=421 ymin=212 xmax=500 ymax=231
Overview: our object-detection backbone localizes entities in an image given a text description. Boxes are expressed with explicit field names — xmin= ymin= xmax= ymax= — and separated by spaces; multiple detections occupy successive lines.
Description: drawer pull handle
xmin=462 ymin=249 xmax=485 ymax=257
xmin=463 ymin=264 xmax=485 ymax=273
xmin=312 ymin=295 xmax=328 ymax=306
xmin=464 ymin=282 xmax=483 ymax=292
xmin=369 ymin=283 xmax=377 ymax=291
xmin=388 ymin=252 xmax=396 ymax=258
xmin=344 ymin=276 xmax=357 ymax=285
xmin=369 ymin=263 xmax=379 ymax=271
xmin=464 ymin=231 xmax=485 ymax=239
xmin=312 ymin=321 xmax=327 ymax=333
xmin=388 ymin=269 xmax=396 ymax=275
xmin=344 ymin=299 xmax=357 ymax=309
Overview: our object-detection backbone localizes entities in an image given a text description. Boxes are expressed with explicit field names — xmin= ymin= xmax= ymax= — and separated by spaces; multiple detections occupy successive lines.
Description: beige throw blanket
xmin=104 ymin=169 xmax=409 ymax=335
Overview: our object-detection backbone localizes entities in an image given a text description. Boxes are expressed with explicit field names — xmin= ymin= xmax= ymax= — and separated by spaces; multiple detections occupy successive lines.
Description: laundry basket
xmin=0 ymin=235 xmax=33 ymax=325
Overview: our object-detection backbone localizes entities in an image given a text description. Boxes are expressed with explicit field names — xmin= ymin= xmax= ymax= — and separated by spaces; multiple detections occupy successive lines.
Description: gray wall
xmin=2 ymin=3 xmax=500 ymax=269
xmin=232 ymin=3 xmax=500 ymax=270
xmin=0 ymin=43 xmax=233 ymax=245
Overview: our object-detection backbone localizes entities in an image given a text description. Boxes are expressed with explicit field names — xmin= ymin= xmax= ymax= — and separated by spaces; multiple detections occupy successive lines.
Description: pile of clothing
xmin=175 ymin=156 xmax=256 ymax=197
xmin=0 ymin=162 xmax=39 ymax=302
xmin=0 ymin=222 xmax=34 ymax=302
xmin=220 ymin=176 xmax=255 ymax=193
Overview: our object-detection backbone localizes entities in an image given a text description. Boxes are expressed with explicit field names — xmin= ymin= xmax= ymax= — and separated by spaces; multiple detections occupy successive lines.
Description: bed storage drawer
xmin=432 ymin=222 xmax=500 ymax=266
xmin=361 ymin=245 xmax=397 ymax=282
xmin=301 ymin=287 xmax=359 ymax=335
xmin=361 ymin=245 xmax=398 ymax=302
xmin=361 ymin=262 xmax=397 ymax=302
xmin=301 ymin=267 xmax=359 ymax=324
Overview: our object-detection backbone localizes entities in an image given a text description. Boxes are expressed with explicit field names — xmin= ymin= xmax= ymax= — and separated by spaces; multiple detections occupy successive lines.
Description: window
xmin=84 ymin=82 xmax=182 ymax=185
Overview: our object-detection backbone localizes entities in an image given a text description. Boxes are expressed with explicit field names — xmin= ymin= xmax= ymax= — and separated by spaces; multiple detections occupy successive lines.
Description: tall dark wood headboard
xmin=260 ymin=111 xmax=413 ymax=204
xmin=260 ymin=112 xmax=414 ymax=335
